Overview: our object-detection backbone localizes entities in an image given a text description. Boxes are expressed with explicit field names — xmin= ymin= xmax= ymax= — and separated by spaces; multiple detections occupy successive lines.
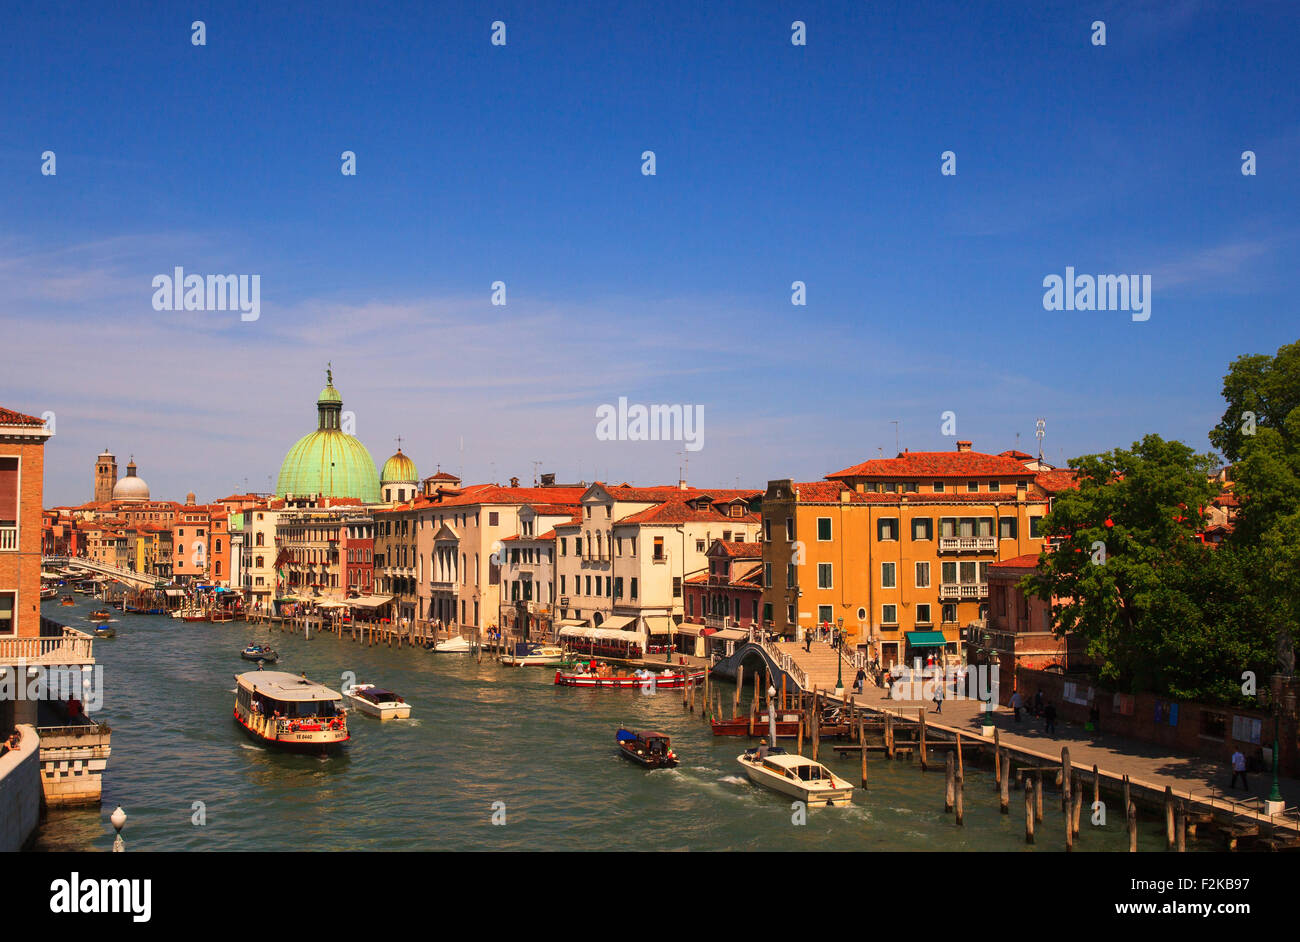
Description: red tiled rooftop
xmin=990 ymin=553 xmax=1044 ymax=569
xmin=0 ymin=406 xmax=46 ymax=427
xmin=828 ymin=449 xmax=1033 ymax=480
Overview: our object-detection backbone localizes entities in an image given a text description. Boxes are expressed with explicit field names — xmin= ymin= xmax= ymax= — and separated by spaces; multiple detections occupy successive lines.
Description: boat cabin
xmin=236 ymin=671 xmax=344 ymax=720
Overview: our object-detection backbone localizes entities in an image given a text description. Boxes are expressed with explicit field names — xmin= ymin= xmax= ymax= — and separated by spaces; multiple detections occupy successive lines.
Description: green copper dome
xmin=276 ymin=370 xmax=380 ymax=503
xmin=381 ymin=448 xmax=418 ymax=484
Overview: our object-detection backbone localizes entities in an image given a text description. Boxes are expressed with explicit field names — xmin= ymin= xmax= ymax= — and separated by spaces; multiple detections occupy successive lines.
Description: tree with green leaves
xmin=1212 ymin=340 xmax=1300 ymax=677
xmin=1023 ymin=434 xmax=1272 ymax=700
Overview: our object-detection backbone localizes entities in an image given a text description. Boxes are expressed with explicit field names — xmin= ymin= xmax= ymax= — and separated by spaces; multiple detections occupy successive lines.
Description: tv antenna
xmin=1035 ymin=418 xmax=1046 ymax=463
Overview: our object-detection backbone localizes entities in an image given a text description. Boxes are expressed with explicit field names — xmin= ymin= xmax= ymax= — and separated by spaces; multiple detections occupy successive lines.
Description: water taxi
xmin=432 ymin=635 xmax=472 ymax=653
xmin=60 ymin=595 xmax=76 ymax=606
xmin=88 ymin=609 xmax=112 ymax=621
xmin=240 ymin=643 xmax=278 ymax=663
xmin=616 ymin=728 xmax=678 ymax=768
xmin=233 ymin=671 xmax=349 ymax=753
xmin=502 ymin=642 xmax=565 ymax=667
xmin=554 ymin=667 xmax=704 ymax=689
xmin=736 ymin=746 xmax=854 ymax=807
xmin=343 ymin=683 xmax=411 ymax=720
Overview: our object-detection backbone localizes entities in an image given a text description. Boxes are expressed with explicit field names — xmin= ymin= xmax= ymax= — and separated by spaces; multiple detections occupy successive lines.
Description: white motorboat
xmin=737 ymin=746 xmax=854 ymax=807
xmin=432 ymin=635 xmax=471 ymax=653
xmin=502 ymin=643 xmax=565 ymax=667
xmin=343 ymin=683 xmax=412 ymax=720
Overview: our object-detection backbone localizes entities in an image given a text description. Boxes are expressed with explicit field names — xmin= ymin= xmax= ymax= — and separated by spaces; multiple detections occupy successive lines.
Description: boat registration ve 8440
xmin=234 ymin=670 xmax=349 ymax=753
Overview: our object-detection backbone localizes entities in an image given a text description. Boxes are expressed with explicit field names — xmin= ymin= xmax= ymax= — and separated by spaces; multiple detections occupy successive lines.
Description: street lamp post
xmin=1267 ymin=690 xmax=1285 ymax=815
xmin=835 ymin=617 xmax=844 ymax=696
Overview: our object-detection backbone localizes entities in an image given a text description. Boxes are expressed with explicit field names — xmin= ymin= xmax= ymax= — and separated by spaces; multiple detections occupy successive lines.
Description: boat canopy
xmin=616 ymin=729 xmax=639 ymax=742
xmin=559 ymin=626 xmax=644 ymax=643
xmin=346 ymin=594 xmax=393 ymax=609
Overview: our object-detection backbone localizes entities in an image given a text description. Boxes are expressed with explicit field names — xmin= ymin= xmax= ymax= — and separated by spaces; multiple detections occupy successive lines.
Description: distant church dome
xmin=112 ymin=458 xmax=150 ymax=503
xmin=380 ymin=447 xmax=418 ymax=503
xmin=276 ymin=368 xmax=380 ymax=503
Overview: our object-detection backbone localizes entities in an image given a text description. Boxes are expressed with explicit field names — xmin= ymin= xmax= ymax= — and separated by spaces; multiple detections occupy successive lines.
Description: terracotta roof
xmin=431 ymin=486 xmax=589 ymax=508
xmin=523 ymin=503 xmax=581 ymax=516
xmin=712 ymin=540 xmax=762 ymax=558
xmin=828 ymin=449 xmax=1032 ymax=480
xmin=999 ymin=450 xmax=1034 ymax=460
xmin=990 ymin=553 xmax=1043 ymax=570
xmin=685 ymin=562 xmax=764 ymax=588
xmin=1034 ymin=470 xmax=1080 ymax=494
xmin=615 ymin=501 xmax=761 ymax=526
xmin=425 ymin=471 xmax=461 ymax=482
xmin=0 ymin=406 xmax=45 ymax=427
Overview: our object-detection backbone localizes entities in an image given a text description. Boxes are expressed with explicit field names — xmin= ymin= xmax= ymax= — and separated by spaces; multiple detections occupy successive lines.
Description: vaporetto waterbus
xmin=233 ymin=670 xmax=349 ymax=753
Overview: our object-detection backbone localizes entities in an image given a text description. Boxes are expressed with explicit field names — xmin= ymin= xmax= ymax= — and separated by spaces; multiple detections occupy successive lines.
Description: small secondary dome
xmin=111 ymin=458 xmax=150 ymax=503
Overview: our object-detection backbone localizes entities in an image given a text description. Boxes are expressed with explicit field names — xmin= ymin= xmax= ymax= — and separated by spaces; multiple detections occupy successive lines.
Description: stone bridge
xmin=711 ymin=634 xmax=859 ymax=696
xmin=45 ymin=556 xmax=162 ymax=591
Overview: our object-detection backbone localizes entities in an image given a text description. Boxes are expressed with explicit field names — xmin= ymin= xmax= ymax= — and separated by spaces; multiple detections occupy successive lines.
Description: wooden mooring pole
xmin=944 ymin=753 xmax=955 ymax=812
xmin=955 ymin=767 xmax=964 ymax=826
xmin=918 ymin=708 xmax=928 ymax=771
xmin=1025 ymin=779 xmax=1035 ymax=844
xmin=1000 ymin=753 xmax=1011 ymax=814
xmin=859 ymin=714 xmax=867 ymax=788
xmin=1164 ymin=786 xmax=1175 ymax=850
xmin=1061 ymin=747 xmax=1072 ymax=812
xmin=1128 ymin=800 xmax=1138 ymax=852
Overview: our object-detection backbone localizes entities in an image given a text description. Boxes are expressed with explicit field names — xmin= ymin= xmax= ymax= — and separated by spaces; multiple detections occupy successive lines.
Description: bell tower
xmin=94 ymin=449 xmax=117 ymax=503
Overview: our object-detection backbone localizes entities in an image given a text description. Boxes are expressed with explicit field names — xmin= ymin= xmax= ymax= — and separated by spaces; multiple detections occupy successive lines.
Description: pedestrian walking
xmin=1010 ymin=690 xmax=1022 ymax=723
xmin=853 ymin=666 xmax=866 ymax=695
xmin=932 ymin=680 xmax=944 ymax=714
xmin=1043 ymin=701 xmax=1057 ymax=734
xmin=804 ymin=630 xmax=813 ymax=653
xmin=1230 ymin=749 xmax=1249 ymax=790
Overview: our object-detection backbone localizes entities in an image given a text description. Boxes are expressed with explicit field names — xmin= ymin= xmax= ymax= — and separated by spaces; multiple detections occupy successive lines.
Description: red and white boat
xmin=554 ymin=667 xmax=704 ymax=689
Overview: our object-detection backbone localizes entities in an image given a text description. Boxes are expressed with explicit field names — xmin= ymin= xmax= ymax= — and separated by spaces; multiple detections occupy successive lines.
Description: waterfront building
xmin=0 ymin=406 xmax=106 ymax=830
xmin=410 ymin=483 xmax=587 ymax=630
xmin=275 ymin=505 xmax=370 ymax=599
xmin=971 ymin=553 xmax=1079 ymax=677
xmin=239 ymin=502 xmax=284 ymax=609
xmin=759 ymin=441 xmax=1061 ymax=669
xmin=341 ymin=515 xmax=375 ymax=596
xmin=276 ymin=369 xmax=381 ymax=504
xmin=552 ymin=483 xmax=760 ymax=647
xmin=682 ymin=539 xmax=764 ymax=634
xmin=495 ymin=503 xmax=579 ymax=638
xmin=373 ymin=501 xmax=421 ymax=622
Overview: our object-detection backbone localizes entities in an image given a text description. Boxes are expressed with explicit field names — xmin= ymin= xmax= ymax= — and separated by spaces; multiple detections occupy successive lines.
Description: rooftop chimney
xmin=956 ymin=440 xmax=973 ymax=453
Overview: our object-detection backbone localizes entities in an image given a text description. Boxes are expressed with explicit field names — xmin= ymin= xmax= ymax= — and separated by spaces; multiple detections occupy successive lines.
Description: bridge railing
xmin=745 ymin=628 xmax=809 ymax=691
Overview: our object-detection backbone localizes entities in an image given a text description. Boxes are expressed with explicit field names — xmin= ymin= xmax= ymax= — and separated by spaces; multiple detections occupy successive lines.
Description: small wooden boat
xmin=553 ymin=667 xmax=704 ymax=689
xmin=737 ymin=746 xmax=854 ymax=807
xmin=241 ymin=643 xmax=278 ymax=663
xmin=60 ymin=595 xmax=76 ymax=606
xmin=88 ymin=610 xmax=112 ymax=621
xmin=712 ymin=712 xmax=806 ymax=737
xmin=617 ymin=728 xmax=678 ymax=768
xmin=178 ymin=607 xmax=208 ymax=622
xmin=502 ymin=643 xmax=565 ymax=667
xmin=343 ymin=683 xmax=411 ymax=720
xmin=93 ymin=625 xmax=116 ymax=639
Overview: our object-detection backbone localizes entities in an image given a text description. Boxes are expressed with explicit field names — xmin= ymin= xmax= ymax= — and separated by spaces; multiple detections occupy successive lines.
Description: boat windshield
xmin=795 ymin=764 xmax=827 ymax=782
xmin=261 ymin=697 xmax=343 ymax=719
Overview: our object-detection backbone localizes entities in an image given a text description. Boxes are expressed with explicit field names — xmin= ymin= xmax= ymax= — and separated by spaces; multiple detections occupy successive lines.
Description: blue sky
xmin=2 ymin=0 xmax=1297 ymax=505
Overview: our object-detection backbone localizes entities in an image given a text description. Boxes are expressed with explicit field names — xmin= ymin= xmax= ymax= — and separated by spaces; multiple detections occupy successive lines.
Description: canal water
xmin=36 ymin=599 xmax=1180 ymax=852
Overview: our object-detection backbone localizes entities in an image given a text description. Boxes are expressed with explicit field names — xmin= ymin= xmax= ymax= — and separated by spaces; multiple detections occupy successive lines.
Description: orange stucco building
xmin=760 ymin=442 xmax=1074 ymax=668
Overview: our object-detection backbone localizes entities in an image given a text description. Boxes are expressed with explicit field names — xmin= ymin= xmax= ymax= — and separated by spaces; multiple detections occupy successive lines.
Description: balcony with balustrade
xmin=939 ymin=582 xmax=989 ymax=600
xmin=938 ymin=536 xmax=996 ymax=554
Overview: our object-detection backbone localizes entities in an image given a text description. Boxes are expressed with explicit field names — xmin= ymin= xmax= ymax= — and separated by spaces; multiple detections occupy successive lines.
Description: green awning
xmin=905 ymin=631 xmax=948 ymax=647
